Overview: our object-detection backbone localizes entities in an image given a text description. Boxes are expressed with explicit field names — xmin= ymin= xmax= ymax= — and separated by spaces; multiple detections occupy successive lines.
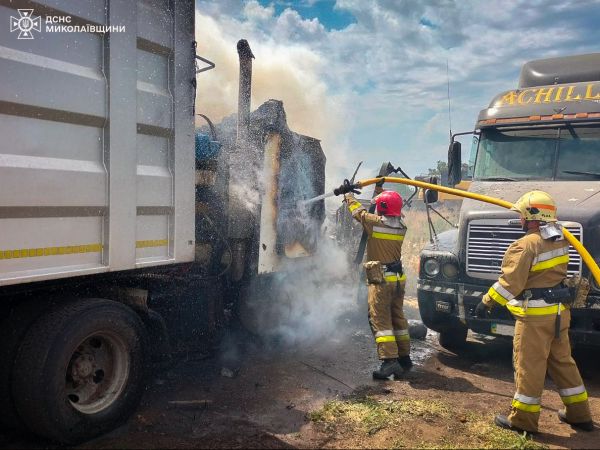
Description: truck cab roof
xmin=519 ymin=53 xmax=600 ymax=88
xmin=478 ymin=53 xmax=600 ymax=128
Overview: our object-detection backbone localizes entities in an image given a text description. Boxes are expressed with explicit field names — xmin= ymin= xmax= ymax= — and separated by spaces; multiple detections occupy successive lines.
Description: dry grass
xmin=309 ymin=396 xmax=451 ymax=436
xmin=464 ymin=417 xmax=545 ymax=450
xmin=309 ymin=395 xmax=546 ymax=449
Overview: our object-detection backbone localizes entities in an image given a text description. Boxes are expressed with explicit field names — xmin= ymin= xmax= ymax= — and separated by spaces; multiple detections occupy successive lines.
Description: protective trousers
xmin=368 ymin=280 xmax=410 ymax=359
xmin=509 ymin=309 xmax=592 ymax=432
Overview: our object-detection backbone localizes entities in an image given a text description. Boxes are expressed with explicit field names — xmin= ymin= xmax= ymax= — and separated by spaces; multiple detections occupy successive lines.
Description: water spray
xmin=296 ymin=191 xmax=337 ymax=208
xmin=330 ymin=176 xmax=600 ymax=285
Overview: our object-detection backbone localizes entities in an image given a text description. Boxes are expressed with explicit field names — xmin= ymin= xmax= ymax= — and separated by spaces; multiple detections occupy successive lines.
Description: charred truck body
xmin=418 ymin=54 xmax=600 ymax=350
xmin=0 ymin=0 xmax=324 ymax=444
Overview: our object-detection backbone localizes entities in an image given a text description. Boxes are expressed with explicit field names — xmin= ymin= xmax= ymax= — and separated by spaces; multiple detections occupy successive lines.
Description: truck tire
xmin=11 ymin=299 xmax=146 ymax=444
xmin=0 ymin=299 xmax=54 ymax=430
xmin=438 ymin=326 xmax=468 ymax=352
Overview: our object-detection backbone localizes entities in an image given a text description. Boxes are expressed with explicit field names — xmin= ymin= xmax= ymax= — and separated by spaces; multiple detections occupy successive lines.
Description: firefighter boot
xmin=398 ymin=355 xmax=413 ymax=372
xmin=373 ymin=359 xmax=402 ymax=380
xmin=494 ymin=415 xmax=535 ymax=435
xmin=558 ymin=409 xmax=594 ymax=432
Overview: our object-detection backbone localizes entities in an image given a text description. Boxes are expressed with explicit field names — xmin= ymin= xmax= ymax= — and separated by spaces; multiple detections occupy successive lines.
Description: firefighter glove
xmin=475 ymin=301 xmax=490 ymax=319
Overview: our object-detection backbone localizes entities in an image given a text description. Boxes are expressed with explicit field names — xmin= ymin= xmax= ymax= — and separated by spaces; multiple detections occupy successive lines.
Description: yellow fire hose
xmin=348 ymin=176 xmax=600 ymax=286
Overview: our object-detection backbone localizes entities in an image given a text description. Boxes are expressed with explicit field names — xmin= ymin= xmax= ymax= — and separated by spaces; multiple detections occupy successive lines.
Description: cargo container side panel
xmin=0 ymin=0 xmax=194 ymax=286
xmin=136 ymin=133 xmax=172 ymax=208
xmin=0 ymin=114 xmax=106 ymax=207
xmin=0 ymin=3 xmax=106 ymax=118
xmin=0 ymin=216 xmax=104 ymax=284
xmin=0 ymin=1 xmax=109 ymax=286
xmin=105 ymin=0 xmax=138 ymax=270
xmin=134 ymin=0 xmax=194 ymax=266
xmin=136 ymin=52 xmax=172 ymax=201
xmin=135 ymin=0 xmax=173 ymax=264
xmin=171 ymin=0 xmax=195 ymax=263
xmin=136 ymin=214 xmax=169 ymax=262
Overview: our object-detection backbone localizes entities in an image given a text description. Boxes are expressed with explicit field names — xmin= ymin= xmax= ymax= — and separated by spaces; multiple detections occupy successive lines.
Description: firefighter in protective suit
xmin=344 ymin=187 xmax=413 ymax=379
xmin=475 ymin=190 xmax=594 ymax=434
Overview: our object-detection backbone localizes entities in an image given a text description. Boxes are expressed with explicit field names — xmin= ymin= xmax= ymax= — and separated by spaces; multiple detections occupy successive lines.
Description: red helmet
xmin=374 ymin=190 xmax=403 ymax=217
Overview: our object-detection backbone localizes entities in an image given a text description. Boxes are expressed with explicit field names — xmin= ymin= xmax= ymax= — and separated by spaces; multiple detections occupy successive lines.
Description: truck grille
xmin=466 ymin=219 xmax=583 ymax=280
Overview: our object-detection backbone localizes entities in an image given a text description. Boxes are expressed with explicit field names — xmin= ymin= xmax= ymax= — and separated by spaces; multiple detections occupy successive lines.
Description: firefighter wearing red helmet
xmin=344 ymin=186 xmax=412 ymax=379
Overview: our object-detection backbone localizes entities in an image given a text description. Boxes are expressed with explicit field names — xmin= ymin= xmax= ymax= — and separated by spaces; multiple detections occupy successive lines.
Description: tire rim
xmin=65 ymin=331 xmax=130 ymax=414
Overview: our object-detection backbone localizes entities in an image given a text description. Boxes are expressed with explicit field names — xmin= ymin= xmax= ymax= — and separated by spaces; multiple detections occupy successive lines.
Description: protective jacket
xmin=345 ymin=193 xmax=409 ymax=359
xmin=482 ymin=230 xmax=569 ymax=317
xmin=482 ymin=228 xmax=592 ymax=432
xmin=346 ymin=194 xmax=406 ymax=265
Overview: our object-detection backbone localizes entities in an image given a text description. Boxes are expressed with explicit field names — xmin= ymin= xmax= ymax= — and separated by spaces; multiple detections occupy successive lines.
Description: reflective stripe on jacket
xmin=384 ymin=271 xmax=407 ymax=283
xmin=506 ymin=299 xmax=566 ymax=317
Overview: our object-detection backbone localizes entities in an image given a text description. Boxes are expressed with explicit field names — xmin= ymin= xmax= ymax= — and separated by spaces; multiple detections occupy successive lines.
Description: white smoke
xmin=240 ymin=233 xmax=362 ymax=347
xmin=275 ymin=239 xmax=361 ymax=345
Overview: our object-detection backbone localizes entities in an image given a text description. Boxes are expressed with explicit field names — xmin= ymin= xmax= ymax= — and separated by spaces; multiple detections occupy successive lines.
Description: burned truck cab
xmin=418 ymin=53 xmax=600 ymax=350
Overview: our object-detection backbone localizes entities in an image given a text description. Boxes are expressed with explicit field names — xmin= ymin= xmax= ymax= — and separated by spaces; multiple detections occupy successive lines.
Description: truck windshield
xmin=473 ymin=125 xmax=600 ymax=181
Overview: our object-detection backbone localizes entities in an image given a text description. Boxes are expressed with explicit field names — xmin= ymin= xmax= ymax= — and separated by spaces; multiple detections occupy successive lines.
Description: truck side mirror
xmin=424 ymin=176 xmax=439 ymax=204
xmin=448 ymin=141 xmax=462 ymax=186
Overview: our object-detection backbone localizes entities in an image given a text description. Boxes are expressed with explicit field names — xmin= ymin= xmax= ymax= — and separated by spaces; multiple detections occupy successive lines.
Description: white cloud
xmin=195 ymin=0 xmax=600 ymax=179
xmin=243 ymin=0 xmax=274 ymax=22
xmin=273 ymin=8 xmax=327 ymax=41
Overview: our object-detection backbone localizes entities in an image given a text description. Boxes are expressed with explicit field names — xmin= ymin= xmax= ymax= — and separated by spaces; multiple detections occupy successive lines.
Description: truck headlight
xmin=442 ymin=262 xmax=459 ymax=279
xmin=423 ymin=258 xmax=440 ymax=277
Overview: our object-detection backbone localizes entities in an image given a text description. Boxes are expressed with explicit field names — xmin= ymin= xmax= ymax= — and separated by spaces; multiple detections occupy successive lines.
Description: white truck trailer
xmin=0 ymin=0 xmax=325 ymax=443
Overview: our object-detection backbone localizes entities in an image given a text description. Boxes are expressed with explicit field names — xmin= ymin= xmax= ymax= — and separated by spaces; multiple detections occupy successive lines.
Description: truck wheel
xmin=438 ymin=326 xmax=468 ymax=352
xmin=0 ymin=299 xmax=53 ymax=430
xmin=11 ymin=299 xmax=146 ymax=444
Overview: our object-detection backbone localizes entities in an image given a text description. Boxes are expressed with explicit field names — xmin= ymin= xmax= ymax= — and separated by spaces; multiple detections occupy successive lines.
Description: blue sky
xmin=194 ymin=1 xmax=600 ymax=188
xmin=257 ymin=0 xmax=356 ymax=30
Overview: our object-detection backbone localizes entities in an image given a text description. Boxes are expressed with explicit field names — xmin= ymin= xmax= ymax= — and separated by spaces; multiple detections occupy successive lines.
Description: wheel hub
xmin=65 ymin=332 xmax=129 ymax=414
xmin=71 ymin=354 xmax=95 ymax=381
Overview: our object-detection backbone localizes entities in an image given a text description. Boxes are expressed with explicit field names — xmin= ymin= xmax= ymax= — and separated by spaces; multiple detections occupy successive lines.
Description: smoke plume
xmin=240 ymin=228 xmax=362 ymax=347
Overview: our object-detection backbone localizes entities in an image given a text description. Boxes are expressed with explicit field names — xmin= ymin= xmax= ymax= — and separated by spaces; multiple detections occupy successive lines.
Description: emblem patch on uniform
xmin=491 ymin=323 xmax=514 ymax=336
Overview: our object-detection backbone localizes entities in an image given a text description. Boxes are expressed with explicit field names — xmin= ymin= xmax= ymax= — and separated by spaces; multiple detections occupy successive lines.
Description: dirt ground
xmin=1 ymin=300 xmax=599 ymax=449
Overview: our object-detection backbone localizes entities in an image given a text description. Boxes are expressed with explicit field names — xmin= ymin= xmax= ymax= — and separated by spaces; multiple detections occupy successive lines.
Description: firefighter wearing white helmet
xmin=343 ymin=186 xmax=412 ymax=379
xmin=511 ymin=190 xmax=559 ymax=223
xmin=475 ymin=191 xmax=593 ymax=433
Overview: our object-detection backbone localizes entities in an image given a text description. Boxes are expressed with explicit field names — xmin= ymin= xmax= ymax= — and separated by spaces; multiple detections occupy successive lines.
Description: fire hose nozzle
xmin=334 ymin=179 xmax=361 ymax=196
